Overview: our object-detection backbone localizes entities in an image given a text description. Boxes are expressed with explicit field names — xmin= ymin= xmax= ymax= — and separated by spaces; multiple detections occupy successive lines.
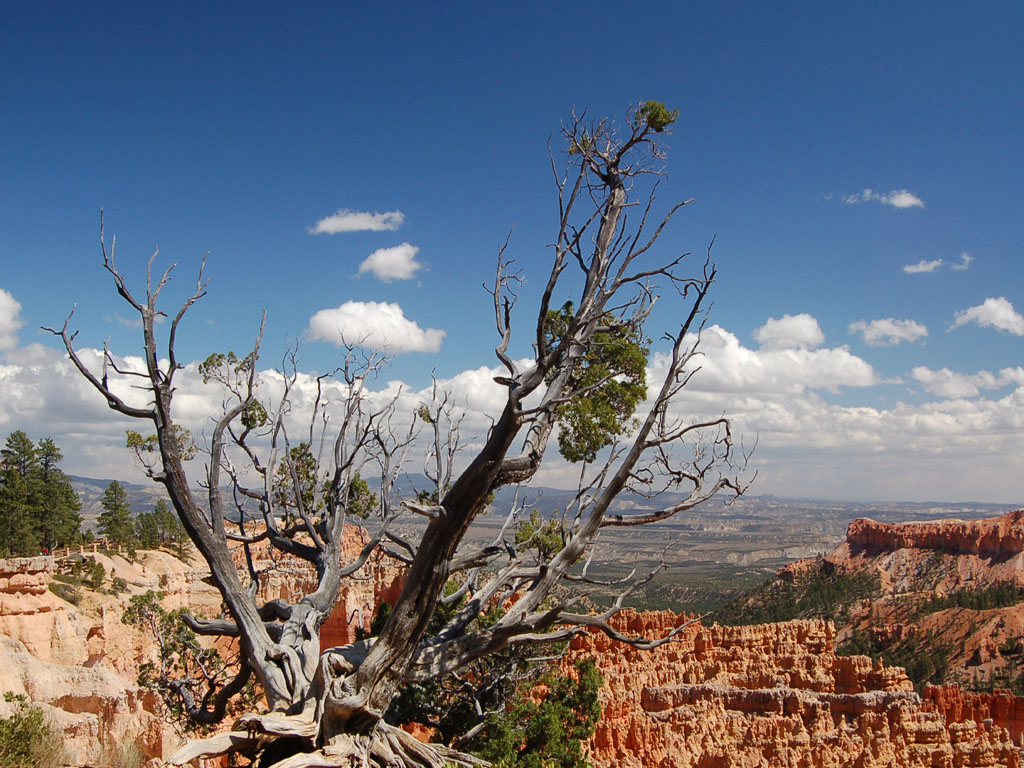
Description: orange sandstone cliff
xmin=794 ymin=509 xmax=1024 ymax=593
xmin=564 ymin=610 xmax=1023 ymax=768
xmin=0 ymin=529 xmax=405 ymax=766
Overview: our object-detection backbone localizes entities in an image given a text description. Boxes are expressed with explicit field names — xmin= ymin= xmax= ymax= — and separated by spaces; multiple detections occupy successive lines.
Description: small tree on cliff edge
xmin=48 ymin=102 xmax=746 ymax=768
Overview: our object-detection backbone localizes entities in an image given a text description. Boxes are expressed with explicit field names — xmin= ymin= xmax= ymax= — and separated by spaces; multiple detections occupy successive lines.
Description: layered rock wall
xmin=925 ymin=684 xmax=1024 ymax=746
xmin=845 ymin=510 xmax=1024 ymax=560
xmin=0 ymin=556 xmax=87 ymax=665
xmin=565 ymin=610 xmax=1023 ymax=767
xmin=0 ymin=553 xmax=210 ymax=763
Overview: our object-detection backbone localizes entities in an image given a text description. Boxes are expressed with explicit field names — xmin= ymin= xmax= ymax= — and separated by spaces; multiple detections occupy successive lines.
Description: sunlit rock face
xmin=564 ymin=610 xmax=1023 ymax=768
xmin=803 ymin=510 xmax=1024 ymax=593
xmin=0 ymin=553 xmax=197 ymax=764
xmin=777 ymin=508 xmax=1024 ymax=748
xmin=0 ymin=534 xmax=404 ymax=766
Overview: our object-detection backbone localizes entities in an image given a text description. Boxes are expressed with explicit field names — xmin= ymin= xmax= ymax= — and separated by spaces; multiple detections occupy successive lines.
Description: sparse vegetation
xmin=839 ymin=630 xmax=951 ymax=693
xmin=914 ymin=582 xmax=1024 ymax=617
xmin=48 ymin=556 xmax=109 ymax=603
xmin=712 ymin=559 xmax=882 ymax=626
xmin=0 ymin=694 xmax=66 ymax=768
xmin=99 ymin=740 xmax=147 ymax=768
xmin=122 ymin=590 xmax=262 ymax=733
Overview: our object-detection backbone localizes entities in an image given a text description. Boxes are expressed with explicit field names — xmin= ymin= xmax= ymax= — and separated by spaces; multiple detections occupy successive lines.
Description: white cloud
xmin=308 ymin=209 xmax=405 ymax=235
xmin=307 ymin=301 xmax=444 ymax=353
xmin=912 ymin=367 xmax=989 ymax=398
xmin=844 ymin=188 xmax=925 ymax=209
xmin=951 ymin=252 xmax=974 ymax=271
xmin=903 ymin=252 xmax=974 ymax=275
xmin=357 ymin=243 xmax=422 ymax=282
xmin=911 ymin=365 xmax=1024 ymax=399
xmin=849 ymin=318 xmax=928 ymax=347
xmin=0 ymin=289 xmax=24 ymax=352
xmin=903 ymin=258 xmax=943 ymax=274
xmin=3 ymin=315 xmax=1024 ymax=502
xmin=660 ymin=323 xmax=876 ymax=396
xmin=753 ymin=313 xmax=824 ymax=350
xmin=951 ymin=297 xmax=1024 ymax=336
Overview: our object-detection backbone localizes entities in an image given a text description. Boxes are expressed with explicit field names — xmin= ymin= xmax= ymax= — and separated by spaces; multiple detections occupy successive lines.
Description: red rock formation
xmin=845 ymin=510 xmax=1024 ymax=562
xmin=925 ymin=684 xmax=1024 ymax=746
xmin=565 ymin=610 xmax=1023 ymax=767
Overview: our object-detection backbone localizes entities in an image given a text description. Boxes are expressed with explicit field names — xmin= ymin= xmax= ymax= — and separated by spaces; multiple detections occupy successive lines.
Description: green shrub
xmin=0 ymin=694 xmax=66 ymax=768
xmin=48 ymin=580 xmax=81 ymax=605
xmin=472 ymin=660 xmax=602 ymax=768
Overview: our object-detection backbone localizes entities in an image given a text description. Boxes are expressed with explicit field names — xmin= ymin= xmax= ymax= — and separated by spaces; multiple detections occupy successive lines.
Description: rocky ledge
xmin=845 ymin=510 xmax=1024 ymax=559
xmin=564 ymin=610 xmax=1023 ymax=768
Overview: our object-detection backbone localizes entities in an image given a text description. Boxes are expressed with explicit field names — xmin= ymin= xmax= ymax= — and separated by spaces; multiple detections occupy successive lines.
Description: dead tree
xmin=49 ymin=102 xmax=745 ymax=768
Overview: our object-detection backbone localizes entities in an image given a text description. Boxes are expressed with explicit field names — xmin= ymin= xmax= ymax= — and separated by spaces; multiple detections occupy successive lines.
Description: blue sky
xmin=1 ymin=2 xmax=1022 ymax=503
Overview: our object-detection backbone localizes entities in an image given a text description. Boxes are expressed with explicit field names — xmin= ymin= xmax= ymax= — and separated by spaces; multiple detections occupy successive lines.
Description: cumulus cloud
xmin=307 ymin=301 xmax=444 ymax=353
xmin=357 ymin=243 xmax=422 ymax=282
xmin=661 ymin=324 xmax=876 ymax=396
xmin=843 ymin=188 xmax=925 ymax=209
xmin=849 ymin=318 xmax=928 ymax=347
xmin=911 ymin=366 xmax=1024 ymax=399
xmin=0 ymin=289 xmax=23 ymax=351
xmin=753 ymin=314 xmax=824 ymax=350
xmin=4 ymin=314 xmax=1024 ymax=501
xmin=903 ymin=259 xmax=943 ymax=274
xmin=951 ymin=297 xmax=1024 ymax=336
xmin=308 ymin=209 xmax=405 ymax=235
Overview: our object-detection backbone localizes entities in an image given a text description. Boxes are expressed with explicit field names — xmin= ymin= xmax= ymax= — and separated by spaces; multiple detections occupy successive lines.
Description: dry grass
xmin=98 ymin=741 xmax=146 ymax=768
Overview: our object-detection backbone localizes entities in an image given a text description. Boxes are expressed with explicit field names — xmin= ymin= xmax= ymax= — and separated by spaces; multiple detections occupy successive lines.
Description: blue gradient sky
xmin=1 ymin=2 xmax=1022 ymax=502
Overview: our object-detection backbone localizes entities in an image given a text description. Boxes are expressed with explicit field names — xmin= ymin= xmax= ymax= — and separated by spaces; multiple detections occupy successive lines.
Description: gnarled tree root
xmin=164 ymin=712 xmax=488 ymax=768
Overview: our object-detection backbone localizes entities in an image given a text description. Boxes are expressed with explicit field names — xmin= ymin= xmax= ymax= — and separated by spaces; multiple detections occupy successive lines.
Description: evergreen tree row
xmin=0 ymin=431 xmax=188 ymax=558
xmin=97 ymin=480 xmax=188 ymax=557
xmin=0 ymin=431 xmax=83 ymax=556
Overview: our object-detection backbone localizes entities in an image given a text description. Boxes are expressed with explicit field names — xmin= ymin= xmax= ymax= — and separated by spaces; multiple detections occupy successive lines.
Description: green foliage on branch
xmin=126 ymin=424 xmax=197 ymax=462
xmin=544 ymin=303 xmax=649 ymax=464
xmin=635 ymin=100 xmax=679 ymax=133
xmin=515 ymin=510 xmax=563 ymax=561
xmin=123 ymin=590 xmax=260 ymax=734
xmin=274 ymin=441 xmax=320 ymax=521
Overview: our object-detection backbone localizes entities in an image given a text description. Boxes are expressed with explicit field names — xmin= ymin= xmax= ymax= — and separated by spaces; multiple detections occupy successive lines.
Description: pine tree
xmin=97 ymin=480 xmax=133 ymax=544
xmin=34 ymin=438 xmax=83 ymax=549
xmin=0 ymin=432 xmax=83 ymax=555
